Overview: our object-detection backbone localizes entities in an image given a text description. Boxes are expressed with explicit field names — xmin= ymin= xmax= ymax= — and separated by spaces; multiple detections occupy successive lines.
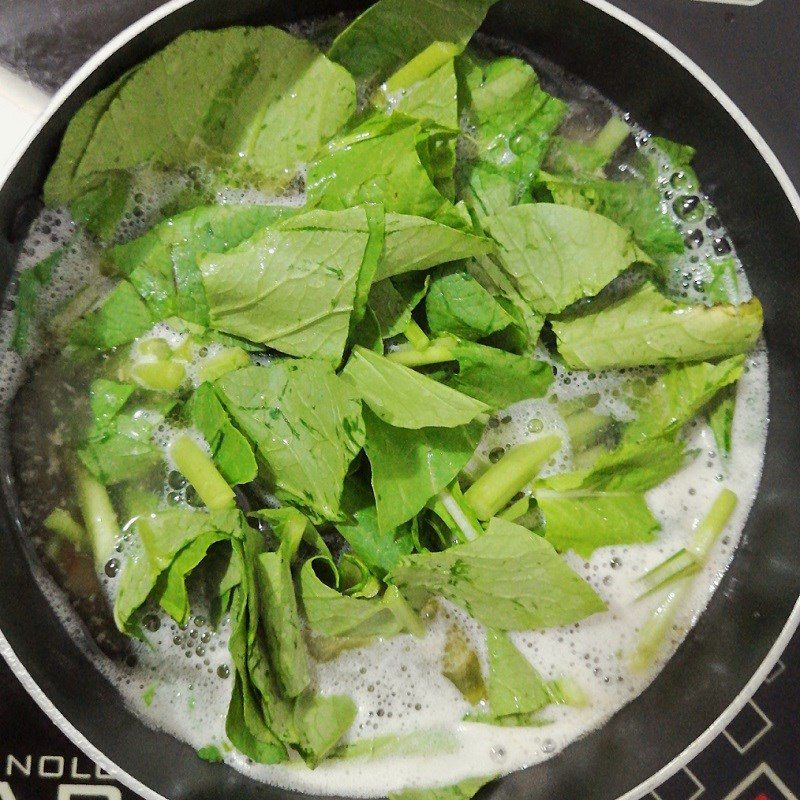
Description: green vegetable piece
xmin=337 ymin=478 xmax=415 ymax=575
xmin=388 ymin=776 xmax=495 ymax=800
xmin=464 ymin=435 xmax=561 ymax=520
xmin=457 ymin=54 xmax=567 ymax=216
xmin=364 ymin=408 xmax=483 ymax=534
xmin=131 ymin=360 xmax=186 ymax=392
xmin=466 ymin=254 xmax=544 ymax=348
xmin=343 ymin=345 xmax=488 ymax=429
xmin=705 ymin=256 xmax=740 ymax=305
xmin=293 ymin=691 xmax=357 ymax=766
xmin=43 ymin=508 xmax=87 ymax=551
xmin=553 ymin=282 xmax=763 ymax=370
xmin=536 ymin=491 xmax=659 ymax=558
xmin=256 ymin=549 xmax=311 ymax=698
xmin=159 ymin=530 xmax=231 ymax=624
xmin=623 ymin=357 xmax=744 ymax=444
xmin=199 ymin=208 xmax=373 ymax=362
xmin=376 ymin=215 xmax=490 ymax=282
xmin=197 ymin=745 xmax=223 ymax=763
xmin=543 ymin=436 xmax=687 ymax=494
xmin=442 ymin=624 xmax=486 ymax=704
xmin=198 ymin=347 xmax=250 ymax=384
xmin=68 ymin=281 xmax=155 ymax=351
xmin=369 ymin=276 xmax=429 ymax=339
xmin=539 ymin=173 xmax=684 ymax=260
xmin=69 ymin=170 xmax=132 ymax=241
xmin=390 ymin=516 xmax=606 ymax=630
xmin=426 ymin=268 xmax=515 ymax=341
xmin=137 ymin=337 xmax=172 ymax=360
xmin=215 ymin=361 xmax=364 ymax=520
xmin=483 ymin=203 xmax=648 ymax=315
xmin=306 ymin=114 xmax=467 ymax=228
xmin=300 ymin=559 xmax=422 ymax=639
xmin=328 ymin=0 xmax=495 ymax=81
xmin=333 ymin=728 xmax=459 ymax=761
xmin=12 ymin=247 xmax=61 ymax=354
xmin=47 ymin=27 xmax=355 ymax=201
xmin=435 ymin=341 xmax=554 ymax=410
xmin=631 ymin=488 xmax=737 ymax=670
xmin=378 ymin=44 xmax=460 ymax=129
xmin=708 ymin=387 xmax=736 ymax=459
xmin=170 ymin=435 xmax=235 ymax=510
xmin=89 ymin=378 xmax=134 ymax=428
xmin=486 ymin=629 xmax=550 ymax=718
xmin=185 ymin=383 xmax=257 ymax=486
xmin=44 ymin=69 xmax=138 ymax=204
xmin=108 ymin=205 xmax=300 ymax=325
xmin=72 ymin=463 xmax=121 ymax=568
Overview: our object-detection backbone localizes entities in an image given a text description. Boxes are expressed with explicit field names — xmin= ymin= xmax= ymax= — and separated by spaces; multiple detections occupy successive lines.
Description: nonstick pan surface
xmin=0 ymin=2 xmax=798 ymax=799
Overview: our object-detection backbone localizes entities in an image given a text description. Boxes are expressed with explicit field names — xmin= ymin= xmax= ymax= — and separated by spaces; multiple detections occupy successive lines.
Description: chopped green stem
xmin=438 ymin=489 xmax=483 ymax=541
xmin=131 ymin=360 xmax=186 ymax=392
xmin=591 ymin=116 xmax=631 ymax=163
xmin=199 ymin=346 xmax=250 ymax=383
xmin=630 ymin=579 xmax=691 ymax=672
xmin=383 ymin=41 xmax=460 ymax=92
xmin=72 ymin=463 xmax=121 ymax=568
xmin=43 ymin=508 xmax=87 ymax=551
xmin=631 ymin=488 xmax=738 ymax=669
xmin=464 ymin=435 xmax=561 ymax=521
xmin=404 ymin=320 xmax=431 ymax=350
xmin=498 ymin=494 xmax=530 ymax=522
xmin=170 ymin=435 xmax=235 ymax=510
xmin=636 ymin=548 xmax=698 ymax=599
xmin=386 ymin=339 xmax=457 ymax=367
xmin=688 ymin=487 xmax=737 ymax=559
xmin=383 ymin=585 xmax=425 ymax=637
xmin=546 ymin=675 xmax=589 ymax=707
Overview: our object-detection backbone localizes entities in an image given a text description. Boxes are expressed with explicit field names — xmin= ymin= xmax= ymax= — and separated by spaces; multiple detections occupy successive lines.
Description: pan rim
xmin=0 ymin=1 xmax=798 ymax=798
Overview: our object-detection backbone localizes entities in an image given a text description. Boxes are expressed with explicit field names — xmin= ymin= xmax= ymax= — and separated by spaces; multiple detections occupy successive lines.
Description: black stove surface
xmin=0 ymin=1 xmax=798 ymax=799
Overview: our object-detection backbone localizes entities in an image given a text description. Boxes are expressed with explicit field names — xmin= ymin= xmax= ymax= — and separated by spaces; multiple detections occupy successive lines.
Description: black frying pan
xmin=1 ymin=1 xmax=799 ymax=799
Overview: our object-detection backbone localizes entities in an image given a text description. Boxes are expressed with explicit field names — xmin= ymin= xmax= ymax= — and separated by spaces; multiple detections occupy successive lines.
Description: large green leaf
xmin=199 ymin=208 xmax=374 ymax=362
xmin=107 ymin=204 xmax=299 ymax=324
xmin=363 ymin=408 xmax=483 ymax=533
xmin=486 ymin=629 xmax=550 ymax=718
xmin=328 ymin=0 xmax=495 ymax=81
xmin=539 ymin=174 xmax=684 ymax=260
xmin=426 ymin=267 xmax=515 ymax=341
xmin=536 ymin=491 xmax=659 ymax=558
xmin=483 ymin=203 xmax=646 ymax=315
xmin=306 ymin=114 xmax=467 ymax=228
xmin=342 ymin=345 xmax=488 ymax=428
xmin=215 ymin=362 xmax=364 ymax=521
xmin=553 ymin=282 xmax=762 ymax=370
xmin=434 ymin=341 xmax=553 ymax=409
xmin=337 ymin=477 xmax=415 ymax=575
xmin=622 ymin=357 xmax=745 ymax=444
xmin=390 ymin=517 xmax=605 ymax=630
xmin=49 ymin=27 xmax=355 ymax=201
xmin=457 ymin=54 xmax=568 ymax=217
